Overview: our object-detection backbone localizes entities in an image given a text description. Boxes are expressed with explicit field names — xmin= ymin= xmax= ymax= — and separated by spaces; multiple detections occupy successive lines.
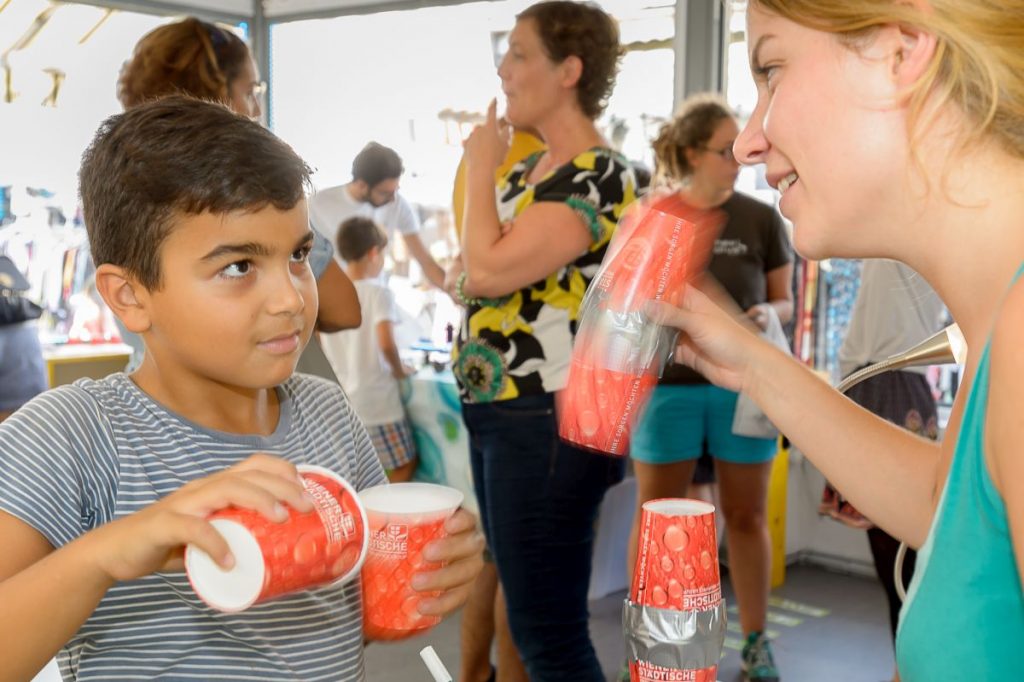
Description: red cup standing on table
xmin=626 ymin=499 xmax=726 ymax=682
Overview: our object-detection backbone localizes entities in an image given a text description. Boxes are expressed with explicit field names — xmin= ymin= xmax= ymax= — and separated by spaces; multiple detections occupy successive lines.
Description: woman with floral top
xmin=452 ymin=2 xmax=637 ymax=679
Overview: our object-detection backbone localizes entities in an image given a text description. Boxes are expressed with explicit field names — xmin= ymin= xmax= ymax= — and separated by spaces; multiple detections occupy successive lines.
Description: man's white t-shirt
xmin=308 ymin=185 xmax=421 ymax=252
xmin=320 ymin=279 xmax=405 ymax=426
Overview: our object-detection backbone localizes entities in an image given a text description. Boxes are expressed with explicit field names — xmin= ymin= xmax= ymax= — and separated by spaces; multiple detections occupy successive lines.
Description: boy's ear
xmin=94 ymin=264 xmax=152 ymax=334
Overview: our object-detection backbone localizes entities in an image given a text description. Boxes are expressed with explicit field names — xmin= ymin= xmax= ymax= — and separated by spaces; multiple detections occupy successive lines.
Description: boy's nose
xmin=266 ymin=269 xmax=307 ymax=317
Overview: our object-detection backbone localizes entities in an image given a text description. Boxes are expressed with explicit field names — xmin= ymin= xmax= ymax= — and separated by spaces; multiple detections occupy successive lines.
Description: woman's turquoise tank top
xmin=896 ymin=264 xmax=1024 ymax=679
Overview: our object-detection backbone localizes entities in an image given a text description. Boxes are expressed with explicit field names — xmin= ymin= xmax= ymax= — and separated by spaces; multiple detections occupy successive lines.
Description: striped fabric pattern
xmin=0 ymin=372 xmax=386 ymax=681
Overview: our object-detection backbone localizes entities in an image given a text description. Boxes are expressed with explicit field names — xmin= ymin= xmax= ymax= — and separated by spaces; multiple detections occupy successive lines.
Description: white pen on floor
xmin=419 ymin=645 xmax=453 ymax=682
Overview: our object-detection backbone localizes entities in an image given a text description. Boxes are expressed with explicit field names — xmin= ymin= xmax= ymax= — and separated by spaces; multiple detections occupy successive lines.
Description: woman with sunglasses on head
xmin=648 ymin=2 xmax=1024 ymax=679
xmin=625 ymin=93 xmax=793 ymax=682
xmin=116 ymin=18 xmax=360 ymax=366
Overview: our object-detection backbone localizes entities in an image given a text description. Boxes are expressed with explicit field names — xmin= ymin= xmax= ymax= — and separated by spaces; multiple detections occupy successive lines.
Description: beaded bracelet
xmin=455 ymin=271 xmax=506 ymax=308
xmin=454 ymin=271 xmax=475 ymax=307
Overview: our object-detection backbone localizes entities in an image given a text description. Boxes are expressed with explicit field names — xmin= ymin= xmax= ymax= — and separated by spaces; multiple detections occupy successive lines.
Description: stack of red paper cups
xmin=559 ymin=193 xmax=722 ymax=456
xmin=624 ymin=498 xmax=727 ymax=682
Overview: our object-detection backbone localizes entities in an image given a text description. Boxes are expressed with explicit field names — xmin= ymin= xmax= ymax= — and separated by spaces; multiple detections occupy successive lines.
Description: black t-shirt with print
xmin=663 ymin=191 xmax=792 ymax=384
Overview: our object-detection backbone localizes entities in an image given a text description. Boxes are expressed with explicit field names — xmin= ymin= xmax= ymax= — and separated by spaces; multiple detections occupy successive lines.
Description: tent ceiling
xmin=63 ymin=0 xmax=489 ymax=21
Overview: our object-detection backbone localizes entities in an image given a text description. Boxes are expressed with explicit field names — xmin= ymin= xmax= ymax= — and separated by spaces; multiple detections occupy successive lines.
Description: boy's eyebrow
xmin=201 ymin=242 xmax=271 ymax=262
xmin=200 ymin=231 xmax=314 ymax=262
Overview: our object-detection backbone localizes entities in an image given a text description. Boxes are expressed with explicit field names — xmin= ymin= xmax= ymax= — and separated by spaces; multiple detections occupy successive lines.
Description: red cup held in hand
xmin=359 ymin=482 xmax=464 ymax=641
xmin=185 ymin=464 xmax=368 ymax=613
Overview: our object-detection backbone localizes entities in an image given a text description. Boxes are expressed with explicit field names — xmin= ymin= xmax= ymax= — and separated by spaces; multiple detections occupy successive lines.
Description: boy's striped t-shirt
xmin=0 ymin=372 xmax=387 ymax=681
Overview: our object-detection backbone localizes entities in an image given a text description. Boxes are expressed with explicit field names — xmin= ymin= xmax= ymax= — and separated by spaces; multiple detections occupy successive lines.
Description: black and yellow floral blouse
xmin=453 ymin=148 xmax=637 ymax=403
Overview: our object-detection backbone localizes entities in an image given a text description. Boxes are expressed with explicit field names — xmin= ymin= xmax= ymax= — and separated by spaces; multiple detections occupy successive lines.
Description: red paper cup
xmin=559 ymin=362 xmax=659 ymax=456
xmin=185 ymin=464 xmax=368 ymax=613
xmin=631 ymin=499 xmax=721 ymax=612
xmin=359 ymin=482 xmax=463 ymax=640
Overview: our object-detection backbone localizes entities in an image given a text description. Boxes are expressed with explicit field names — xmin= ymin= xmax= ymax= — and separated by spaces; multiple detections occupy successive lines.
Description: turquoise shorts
xmin=631 ymin=384 xmax=778 ymax=465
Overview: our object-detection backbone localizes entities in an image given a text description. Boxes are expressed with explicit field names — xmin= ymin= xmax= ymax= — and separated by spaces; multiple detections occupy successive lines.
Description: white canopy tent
xmin=1 ymin=0 xmax=725 ymax=115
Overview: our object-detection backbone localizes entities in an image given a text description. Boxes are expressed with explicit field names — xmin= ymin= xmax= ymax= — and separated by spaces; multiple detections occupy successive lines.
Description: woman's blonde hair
xmin=751 ymin=0 xmax=1024 ymax=159
xmin=652 ymin=94 xmax=735 ymax=183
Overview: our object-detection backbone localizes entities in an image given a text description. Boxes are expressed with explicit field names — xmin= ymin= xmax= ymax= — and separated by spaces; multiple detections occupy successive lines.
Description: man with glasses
xmin=309 ymin=142 xmax=445 ymax=288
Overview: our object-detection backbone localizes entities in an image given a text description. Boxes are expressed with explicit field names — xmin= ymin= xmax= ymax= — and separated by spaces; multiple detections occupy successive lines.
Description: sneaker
xmin=741 ymin=631 xmax=780 ymax=682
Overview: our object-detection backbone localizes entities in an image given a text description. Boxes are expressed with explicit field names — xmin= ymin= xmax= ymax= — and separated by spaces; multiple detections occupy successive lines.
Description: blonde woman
xmin=649 ymin=1 xmax=1024 ymax=678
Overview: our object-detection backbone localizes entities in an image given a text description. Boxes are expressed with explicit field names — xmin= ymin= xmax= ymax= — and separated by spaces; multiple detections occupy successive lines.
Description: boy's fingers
xmin=235 ymin=470 xmax=314 ymax=513
xmin=173 ymin=514 xmax=234 ymax=569
xmin=415 ymin=582 xmax=473 ymax=617
xmin=423 ymin=525 xmax=484 ymax=564
xmin=182 ymin=478 xmax=294 ymax=523
xmin=443 ymin=508 xmax=477 ymax=534
xmin=410 ymin=551 xmax=483 ymax=594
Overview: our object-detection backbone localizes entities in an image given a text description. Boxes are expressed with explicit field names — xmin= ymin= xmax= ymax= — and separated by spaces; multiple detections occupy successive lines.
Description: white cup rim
xmin=642 ymin=497 xmax=716 ymax=517
xmin=359 ymin=482 xmax=464 ymax=516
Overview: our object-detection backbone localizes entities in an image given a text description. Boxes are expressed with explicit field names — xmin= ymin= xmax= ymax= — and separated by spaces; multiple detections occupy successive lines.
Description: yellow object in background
xmin=768 ymin=438 xmax=789 ymax=588
xmin=452 ymin=130 xmax=546 ymax=236
xmin=42 ymin=343 xmax=133 ymax=388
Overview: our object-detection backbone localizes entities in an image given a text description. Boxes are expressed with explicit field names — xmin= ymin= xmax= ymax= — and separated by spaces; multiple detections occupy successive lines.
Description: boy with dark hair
xmin=321 ymin=217 xmax=417 ymax=482
xmin=0 ymin=97 xmax=482 ymax=682
xmin=337 ymin=215 xmax=389 ymax=262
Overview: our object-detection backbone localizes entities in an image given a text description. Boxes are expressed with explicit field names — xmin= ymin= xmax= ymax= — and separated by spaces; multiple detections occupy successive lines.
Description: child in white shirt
xmin=322 ymin=217 xmax=418 ymax=481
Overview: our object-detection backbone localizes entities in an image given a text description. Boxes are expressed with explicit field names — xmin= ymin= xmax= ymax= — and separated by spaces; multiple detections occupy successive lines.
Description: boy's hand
xmin=84 ymin=454 xmax=313 ymax=583
xmin=408 ymin=508 xmax=485 ymax=618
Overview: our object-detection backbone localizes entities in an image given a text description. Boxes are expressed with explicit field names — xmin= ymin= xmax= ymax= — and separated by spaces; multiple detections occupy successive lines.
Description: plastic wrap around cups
xmin=625 ymin=498 xmax=726 ymax=682
xmin=359 ymin=482 xmax=464 ymax=641
xmin=185 ymin=465 xmax=369 ymax=613
xmin=559 ymin=193 xmax=722 ymax=456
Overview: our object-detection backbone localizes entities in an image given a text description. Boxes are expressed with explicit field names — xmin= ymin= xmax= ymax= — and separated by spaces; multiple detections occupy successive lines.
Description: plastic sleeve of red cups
xmin=623 ymin=599 xmax=727 ymax=682
xmin=558 ymin=193 xmax=723 ymax=456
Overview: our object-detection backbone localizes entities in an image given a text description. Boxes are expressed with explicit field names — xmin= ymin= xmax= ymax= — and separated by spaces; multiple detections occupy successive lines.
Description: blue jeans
xmin=462 ymin=393 xmax=625 ymax=681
